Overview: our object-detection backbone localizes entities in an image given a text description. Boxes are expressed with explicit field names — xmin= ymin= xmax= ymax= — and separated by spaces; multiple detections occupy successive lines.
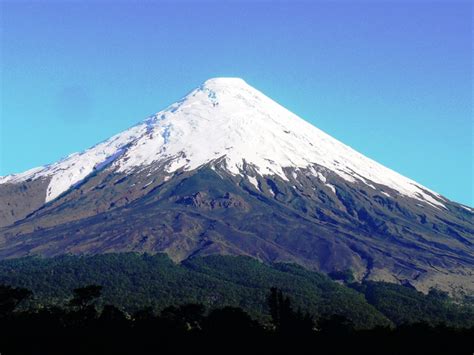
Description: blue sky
xmin=1 ymin=0 xmax=472 ymax=205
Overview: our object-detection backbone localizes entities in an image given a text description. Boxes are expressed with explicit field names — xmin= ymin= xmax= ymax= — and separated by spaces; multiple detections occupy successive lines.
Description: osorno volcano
xmin=1 ymin=78 xmax=473 ymax=295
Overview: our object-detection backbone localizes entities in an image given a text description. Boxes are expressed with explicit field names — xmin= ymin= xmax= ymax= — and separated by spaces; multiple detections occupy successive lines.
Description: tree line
xmin=0 ymin=284 xmax=472 ymax=355
xmin=1 ymin=253 xmax=473 ymax=329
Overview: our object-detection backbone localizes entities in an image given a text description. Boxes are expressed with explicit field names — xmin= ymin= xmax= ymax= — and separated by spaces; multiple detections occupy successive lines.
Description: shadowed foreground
xmin=0 ymin=285 xmax=473 ymax=355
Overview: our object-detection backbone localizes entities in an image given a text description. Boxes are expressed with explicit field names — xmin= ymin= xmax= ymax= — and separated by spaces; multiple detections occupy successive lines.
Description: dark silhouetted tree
xmin=133 ymin=306 xmax=156 ymax=322
xmin=161 ymin=303 xmax=206 ymax=331
xmin=69 ymin=285 xmax=103 ymax=310
xmin=0 ymin=285 xmax=32 ymax=316
xmin=99 ymin=304 xmax=127 ymax=323
xmin=318 ymin=314 xmax=354 ymax=336
xmin=205 ymin=306 xmax=260 ymax=335
xmin=267 ymin=287 xmax=314 ymax=336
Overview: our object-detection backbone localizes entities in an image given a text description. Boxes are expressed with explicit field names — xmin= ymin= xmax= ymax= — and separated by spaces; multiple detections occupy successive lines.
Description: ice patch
xmin=316 ymin=172 xmax=327 ymax=183
xmin=460 ymin=205 xmax=473 ymax=212
xmin=325 ymin=184 xmax=336 ymax=194
xmin=248 ymin=175 xmax=259 ymax=190
xmin=143 ymin=180 xmax=154 ymax=188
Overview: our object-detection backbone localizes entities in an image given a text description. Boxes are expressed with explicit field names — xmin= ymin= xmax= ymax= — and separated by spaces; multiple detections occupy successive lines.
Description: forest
xmin=0 ymin=253 xmax=473 ymax=354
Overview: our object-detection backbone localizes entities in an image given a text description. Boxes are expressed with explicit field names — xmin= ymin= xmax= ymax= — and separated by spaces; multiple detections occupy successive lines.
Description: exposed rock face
xmin=0 ymin=78 xmax=472 ymax=296
xmin=1 ymin=163 xmax=472 ymax=296
xmin=173 ymin=192 xmax=250 ymax=211
xmin=0 ymin=177 xmax=51 ymax=228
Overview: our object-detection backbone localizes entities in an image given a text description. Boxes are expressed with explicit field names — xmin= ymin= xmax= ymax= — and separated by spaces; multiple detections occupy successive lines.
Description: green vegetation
xmin=1 ymin=283 xmax=473 ymax=355
xmin=0 ymin=253 xmax=473 ymax=329
xmin=350 ymin=281 xmax=474 ymax=327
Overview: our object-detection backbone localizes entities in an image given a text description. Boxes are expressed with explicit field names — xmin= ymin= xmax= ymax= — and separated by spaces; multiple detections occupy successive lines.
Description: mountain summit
xmin=0 ymin=78 xmax=473 ymax=295
xmin=0 ymin=78 xmax=446 ymax=207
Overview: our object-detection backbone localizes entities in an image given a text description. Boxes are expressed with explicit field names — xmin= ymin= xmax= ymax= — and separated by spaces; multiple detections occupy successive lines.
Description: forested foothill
xmin=0 ymin=253 xmax=473 ymax=354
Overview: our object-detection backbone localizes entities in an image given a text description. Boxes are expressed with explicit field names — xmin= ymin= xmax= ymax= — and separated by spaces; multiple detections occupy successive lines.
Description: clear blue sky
xmin=1 ymin=0 xmax=472 ymax=206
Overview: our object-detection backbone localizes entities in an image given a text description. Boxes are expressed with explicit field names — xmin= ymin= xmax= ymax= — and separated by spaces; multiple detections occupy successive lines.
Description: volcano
xmin=1 ymin=78 xmax=472 ymax=295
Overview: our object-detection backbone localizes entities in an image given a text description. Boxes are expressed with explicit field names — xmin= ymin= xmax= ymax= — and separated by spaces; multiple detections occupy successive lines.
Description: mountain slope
xmin=0 ymin=78 xmax=448 ymax=207
xmin=0 ymin=78 xmax=472 ymax=295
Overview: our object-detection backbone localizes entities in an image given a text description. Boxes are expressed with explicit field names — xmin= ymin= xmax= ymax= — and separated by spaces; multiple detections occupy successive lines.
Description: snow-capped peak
xmin=0 ymin=78 xmax=446 ymax=208
xmin=203 ymin=77 xmax=248 ymax=87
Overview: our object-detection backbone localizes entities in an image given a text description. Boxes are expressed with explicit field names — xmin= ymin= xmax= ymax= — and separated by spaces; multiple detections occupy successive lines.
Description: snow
xmin=325 ymin=184 xmax=336 ymax=194
xmin=247 ymin=176 xmax=259 ymax=190
xmin=316 ymin=172 xmax=327 ymax=183
xmin=381 ymin=192 xmax=391 ymax=198
xmin=0 ymin=125 xmax=145 ymax=202
xmin=0 ymin=77 xmax=447 ymax=208
xmin=143 ymin=180 xmax=154 ymax=188
xmin=0 ymin=133 xmax=144 ymax=202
